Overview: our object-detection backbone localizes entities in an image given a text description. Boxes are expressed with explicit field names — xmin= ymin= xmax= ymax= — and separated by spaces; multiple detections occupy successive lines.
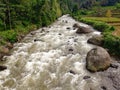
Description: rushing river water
xmin=0 ymin=15 xmax=102 ymax=90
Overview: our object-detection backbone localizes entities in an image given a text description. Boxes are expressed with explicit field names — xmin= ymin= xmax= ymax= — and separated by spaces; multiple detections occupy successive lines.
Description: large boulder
xmin=86 ymin=47 xmax=111 ymax=72
xmin=87 ymin=35 xmax=103 ymax=46
xmin=76 ymin=26 xmax=94 ymax=34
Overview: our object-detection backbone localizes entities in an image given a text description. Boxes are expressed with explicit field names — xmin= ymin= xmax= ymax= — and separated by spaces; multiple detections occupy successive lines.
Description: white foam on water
xmin=0 ymin=15 xmax=101 ymax=90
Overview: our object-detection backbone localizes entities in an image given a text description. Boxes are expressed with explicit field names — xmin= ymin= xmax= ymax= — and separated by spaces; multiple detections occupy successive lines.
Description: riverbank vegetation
xmin=71 ymin=1 xmax=120 ymax=56
xmin=0 ymin=0 xmax=62 ymax=46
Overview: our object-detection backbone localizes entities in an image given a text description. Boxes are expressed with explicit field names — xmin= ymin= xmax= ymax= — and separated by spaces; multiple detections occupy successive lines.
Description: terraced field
xmin=82 ymin=17 xmax=120 ymax=36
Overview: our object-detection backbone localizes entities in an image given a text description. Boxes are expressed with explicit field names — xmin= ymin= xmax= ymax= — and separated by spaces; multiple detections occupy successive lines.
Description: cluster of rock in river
xmin=73 ymin=23 xmax=120 ymax=90
xmin=73 ymin=23 xmax=111 ymax=72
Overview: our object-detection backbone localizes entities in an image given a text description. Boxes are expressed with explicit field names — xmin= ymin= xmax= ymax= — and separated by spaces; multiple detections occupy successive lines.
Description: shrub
xmin=103 ymin=33 xmax=120 ymax=55
xmin=0 ymin=30 xmax=17 ymax=43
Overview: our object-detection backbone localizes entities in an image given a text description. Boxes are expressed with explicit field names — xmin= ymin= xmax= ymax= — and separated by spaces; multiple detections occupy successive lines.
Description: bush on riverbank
xmin=0 ymin=25 xmax=37 ymax=45
xmin=103 ymin=33 xmax=120 ymax=55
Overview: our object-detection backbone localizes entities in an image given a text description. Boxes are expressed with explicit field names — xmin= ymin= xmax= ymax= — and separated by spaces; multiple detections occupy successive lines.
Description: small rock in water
xmin=83 ymin=76 xmax=91 ymax=79
xmin=66 ymin=27 xmax=71 ymax=30
xmin=73 ymin=23 xmax=80 ymax=28
xmin=0 ymin=66 xmax=7 ymax=71
xmin=30 ymin=32 xmax=36 ymax=35
xmin=74 ymin=39 xmax=78 ymax=42
xmin=101 ymin=86 xmax=107 ymax=90
xmin=34 ymin=39 xmax=42 ymax=42
xmin=69 ymin=49 xmax=73 ymax=51
xmin=58 ymin=33 xmax=61 ymax=35
xmin=110 ymin=64 xmax=118 ymax=69
xmin=40 ymin=28 xmax=45 ymax=33
xmin=69 ymin=70 xmax=76 ymax=75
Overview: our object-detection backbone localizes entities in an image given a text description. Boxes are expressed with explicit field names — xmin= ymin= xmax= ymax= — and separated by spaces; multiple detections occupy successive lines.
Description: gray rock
xmin=0 ymin=65 xmax=7 ymax=71
xmin=86 ymin=47 xmax=111 ymax=72
xmin=87 ymin=35 xmax=103 ymax=46
xmin=76 ymin=26 xmax=94 ymax=34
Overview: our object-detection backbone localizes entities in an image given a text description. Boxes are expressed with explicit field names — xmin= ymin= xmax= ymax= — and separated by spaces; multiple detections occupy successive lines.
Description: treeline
xmin=0 ymin=0 xmax=61 ymax=31
xmin=64 ymin=0 xmax=120 ymax=10
xmin=1 ymin=0 xmax=120 ymax=31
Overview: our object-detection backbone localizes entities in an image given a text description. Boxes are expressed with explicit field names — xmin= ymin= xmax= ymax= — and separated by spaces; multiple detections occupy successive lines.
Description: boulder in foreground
xmin=86 ymin=47 xmax=111 ymax=72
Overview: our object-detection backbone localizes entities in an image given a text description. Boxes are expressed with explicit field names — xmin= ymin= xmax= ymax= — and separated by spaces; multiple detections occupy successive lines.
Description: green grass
xmin=82 ymin=17 xmax=120 ymax=23
xmin=0 ymin=24 xmax=37 ymax=45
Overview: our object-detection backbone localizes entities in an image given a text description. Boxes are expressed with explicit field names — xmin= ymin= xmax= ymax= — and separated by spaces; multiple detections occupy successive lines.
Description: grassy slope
xmin=82 ymin=17 xmax=120 ymax=36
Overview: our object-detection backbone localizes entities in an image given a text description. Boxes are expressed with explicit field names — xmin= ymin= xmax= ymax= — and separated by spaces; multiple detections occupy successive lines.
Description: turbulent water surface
xmin=0 ymin=15 xmax=102 ymax=90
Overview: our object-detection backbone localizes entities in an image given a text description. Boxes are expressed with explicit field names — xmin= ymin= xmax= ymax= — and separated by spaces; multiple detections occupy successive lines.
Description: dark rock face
xmin=86 ymin=47 xmax=111 ymax=72
xmin=0 ymin=66 xmax=7 ymax=71
xmin=87 ymin=35 xmax=103 ymax=46
xmin=76 ymin=26 xmax=94 ymax=34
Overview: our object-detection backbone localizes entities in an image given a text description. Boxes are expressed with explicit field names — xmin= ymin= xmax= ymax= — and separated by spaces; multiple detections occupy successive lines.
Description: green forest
xmin=0 ymin=0 xmax=120 ymax=55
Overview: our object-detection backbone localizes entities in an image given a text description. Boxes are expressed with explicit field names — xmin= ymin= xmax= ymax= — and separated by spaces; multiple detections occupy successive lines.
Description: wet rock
xmin=40 ymin=28 xmax=45 ymax=33
xmin=58 ymin=33 xmax=61 ymax=35
xmin=34 ymin=39 xmax=42 ymax=42
xmin=0 ymin=46 xmax=9 ymax=54
xmin=110 ymin=64 xmax=118 ymax=69
xmin=6 ymin=43 xmax=13 ymax=49
xmin=73 ymin=23 xmax=80 ymax=28
xmin=69 ymin=70 xmax=76 ymax=75
xmin=74 ymin=39 xmax=78 ymax=42
xmin=30 ymin=32 xmax=36 ymax=35
xmin=0 ymin=53 xmax=4 ymax=60
xmin=69 ymin=49 xmax=73 ymax=51
xmin=83 ymin=76 xmax=91 ymax=79
xmin=86 ymin=47 xmax=111 ymax=72
xmin=101 ymin=86 xmax=107 ymax=90
xmin=87 ymin=35 xmax=103 ymax=46
xmin=76 ymin=26 xmax=94 ymax=34
xmin=66 ymin=27 xmax=71 ymax=30
xmin=0 ymin=65 xmax=7 ymax=71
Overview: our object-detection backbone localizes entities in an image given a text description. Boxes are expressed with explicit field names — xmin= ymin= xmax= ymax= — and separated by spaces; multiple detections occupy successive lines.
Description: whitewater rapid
xmin=0 ymin=15 xmax=101 ymax=90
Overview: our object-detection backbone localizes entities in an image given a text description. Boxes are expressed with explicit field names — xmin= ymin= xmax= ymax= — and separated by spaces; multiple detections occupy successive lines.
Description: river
xmin=0 ymin=15 xmax=102 ymax=90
